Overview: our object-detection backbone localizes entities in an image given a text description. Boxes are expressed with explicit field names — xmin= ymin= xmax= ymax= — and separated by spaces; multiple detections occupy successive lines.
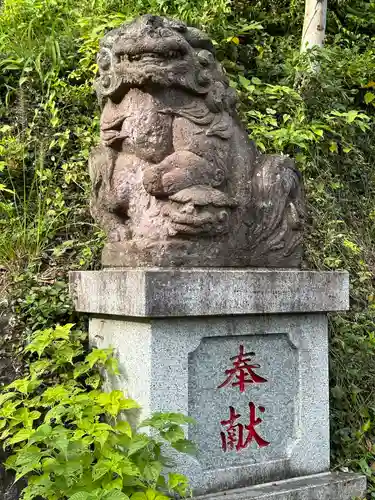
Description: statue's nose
xmin=143 ymin=14 xmax=161 ymax=27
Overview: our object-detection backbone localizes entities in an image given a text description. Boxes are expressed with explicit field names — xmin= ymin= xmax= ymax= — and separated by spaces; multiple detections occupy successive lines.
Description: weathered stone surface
xmin=89 ymin=313 xmax=330 ymax=494
xmin=69 ymin=268 xmax=349 ymax=317
xmin=193 ymin=473 xmax=366 ymax=500
xmin=90 ymin=14 xmax=305 ymax=268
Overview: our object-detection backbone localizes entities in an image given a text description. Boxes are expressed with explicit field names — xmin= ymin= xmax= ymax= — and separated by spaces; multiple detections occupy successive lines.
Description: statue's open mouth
xmin=117 ymin=50 xmax=183 ymax=64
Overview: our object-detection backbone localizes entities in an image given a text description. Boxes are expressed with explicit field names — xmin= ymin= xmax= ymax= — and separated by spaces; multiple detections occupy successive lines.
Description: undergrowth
xmin=0 ymin=0 xmax=374 ymax=497
xmin=0 ymin=324 xmax=194 ymax=500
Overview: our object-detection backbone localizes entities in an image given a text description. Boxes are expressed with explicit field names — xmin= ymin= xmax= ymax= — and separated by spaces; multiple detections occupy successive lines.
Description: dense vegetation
xmin=0 ymin=324 xmax=194 ymax=499
xmin=0 ymin=0 xmax=374 ymax=497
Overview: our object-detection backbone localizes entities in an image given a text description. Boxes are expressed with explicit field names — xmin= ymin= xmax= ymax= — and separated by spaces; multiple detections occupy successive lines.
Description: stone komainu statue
xmin=90 ymin=15 xmax=305 ymax=267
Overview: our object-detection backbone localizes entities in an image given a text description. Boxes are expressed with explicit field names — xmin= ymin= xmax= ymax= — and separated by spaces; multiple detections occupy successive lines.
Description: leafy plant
xmin=1 ymin=0 xmax=375 ymax=496
xmin=0 ymin=324 xmax=194 ymax=500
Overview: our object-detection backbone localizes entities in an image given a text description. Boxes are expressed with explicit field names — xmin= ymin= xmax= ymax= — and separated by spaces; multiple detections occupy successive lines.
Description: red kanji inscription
xmin=218 ymin=345 xmax=267 ymax=392
xmin=220 ymin=402 xmax=270 ymax=452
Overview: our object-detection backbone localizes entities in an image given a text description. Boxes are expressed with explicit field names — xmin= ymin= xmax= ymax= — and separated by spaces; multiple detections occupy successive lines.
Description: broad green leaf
xmin=7 ymin=428 xmax=33 ymax=445
xmin=127 ymin=435 xmax=150 ymax=456
xmin=56 ymin=345 xmax=77 ymax=364
xmin=86 ymin=373 xmax=101 ymax=389
xmin=7 ymin=378 xmax=40 ymax=395
xmin=103 ymin=477 xmax=123 ymax=491
xmin=346 ymin=110 xmax=358 ymax=123
xmin=121 ymin=459 xmax=140 ymax=477
xmin=44 ymin=404 xmax=68 ymax=424
xmin=74 ymin=362 xmax=91 ymax=379
xmin=0 ymin=392 xmax=17 ymax=407
xmin=0 ymin=400 xmax=22 ymax=418
xmin=69 ymin=493 xmax=92 ymax=500
xmin=143 ymin=461 xmax=162 ymax=484
xmin=133 ymin=489 xmax=168 ymax=500
xmin=115 ymin=420 xmax=132 ymax=437
xmin=168 ymin=472 xmax=188 ymax=489
xmin=53 ymin=323 xmax=74 ymax=340
xmin=106 ymin=357 xmax=120 ymax=375
xmin=160 ymin=424 xmax=185 ymax=443
xmin=86 ymin=348 xmax=112 ymax=368
xmin=24 ymin=328 xmax=53 ymax=357
xmin=95 ymin=430 xmax=109 ymax=448
xmin=364 ymin=92 xmax=375 ymax=104
xmin=130 ymin=494 xmax=147 ymax=500
xmin=168 ymin=472 xmax=190 ymax=496
xmin=50 ymin=426 xmax=70 ymax=454
xmin=362 ymin=419 xmax=371 ymax=432
xmin=120 ymin=398 xmax=140 ymax=411
xmin=172 ymin=439 xmax=197 ymax=456
xmin=5 ymin=454 xmax=16 ymax=469
xmin=41 ymin=457 xmax=58 ymax=472
xmin=10 ymin=407 xmax=41 ymax=429
xmin=93 ymin=423 xmax=114 ymax=432
xmin=329 ymin=142 xmax=338 ymax=153
xmin=15 ymin=463 xmax=42 ymax=482
xmin=96 ymin=391 xmax=139 ymax=417
xmin=30 ymin=359 xmax=51 ymax=377
xmin=92 ymin=459 xmax=110 ymax=481
xmin=29 ymin=423 xmax=53 ymax=445
xmin=104 ymin=491 xmax=130 ymax=500
xmin=140 ymin=413 xmax=194 ymax=430
xmin=238 ymin=75 xmax=251 ymax=90
xmin=42 ymin=385 xmax=70 ymax=403
xmin=0 ymin=428 xmax=11 ymax=440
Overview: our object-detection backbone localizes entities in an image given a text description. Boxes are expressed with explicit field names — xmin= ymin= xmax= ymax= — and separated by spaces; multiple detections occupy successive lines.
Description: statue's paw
xmin=143 ymin=167 xmax=164 ymax=195
xmin=143 ymin=167 xmax=185 ymax=197
xmin=108 ymin=226 xmax=131 ymax=242
xmin=164 ymin=203 xmax=229 ymax=235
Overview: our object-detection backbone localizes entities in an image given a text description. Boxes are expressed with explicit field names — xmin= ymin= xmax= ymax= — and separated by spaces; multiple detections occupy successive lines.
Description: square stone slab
xmin=193 ymin=472 xmax=366 ymax=500
xmin=70 ymin=268 xmax=349 ymax=317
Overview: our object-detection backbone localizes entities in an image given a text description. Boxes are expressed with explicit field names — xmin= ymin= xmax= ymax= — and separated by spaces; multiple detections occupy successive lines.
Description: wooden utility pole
xmin=301 ymin=0 xmax=328 ymax=51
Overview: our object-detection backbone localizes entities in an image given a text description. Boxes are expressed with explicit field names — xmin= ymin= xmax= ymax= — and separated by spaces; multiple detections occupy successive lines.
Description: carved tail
xmin=248 ymin=154 xmax=305 ymax=258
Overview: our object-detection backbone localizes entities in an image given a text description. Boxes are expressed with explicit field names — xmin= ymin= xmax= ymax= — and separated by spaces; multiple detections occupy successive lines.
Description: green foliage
xmin=0 ymin=325 xmax=194 ymax=499
xmin=1 ymin=0 xmax=375 ymax=497
xmin=222 ymin=8 xmax=375 ymax=495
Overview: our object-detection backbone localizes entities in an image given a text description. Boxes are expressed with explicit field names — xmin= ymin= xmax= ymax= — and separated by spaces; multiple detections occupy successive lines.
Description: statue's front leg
xmin=89 ymin=145 xmax=131 ymax=242
xmin=90 ymin=193 xmax=131 ymax=242
xmin=142 ymin=150 xmax=225 ymax=197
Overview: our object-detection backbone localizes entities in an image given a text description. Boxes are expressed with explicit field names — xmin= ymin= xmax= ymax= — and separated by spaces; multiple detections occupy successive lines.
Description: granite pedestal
xmin=69 ymin=269 xmax=366 ymax=499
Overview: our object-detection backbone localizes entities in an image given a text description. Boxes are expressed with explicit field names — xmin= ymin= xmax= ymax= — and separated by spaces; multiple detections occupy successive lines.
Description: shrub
xmin=0 ymin=325 xmax=194 ymax=500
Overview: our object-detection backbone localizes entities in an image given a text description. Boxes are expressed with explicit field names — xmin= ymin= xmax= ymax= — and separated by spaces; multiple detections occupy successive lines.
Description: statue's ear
xmin=89 ymin=145 xmax=117 ymax=193
xmin=163 ymin=17 xmax=186 ymax=32
xmin=184 ymin=26 xmax=215 ymax=53
xmin=205 ymin=82 xmax=225 ymax=113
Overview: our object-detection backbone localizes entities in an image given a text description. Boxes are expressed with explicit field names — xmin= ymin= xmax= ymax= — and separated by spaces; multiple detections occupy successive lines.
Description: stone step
xmin=194 ymin=473 xmax=366 ymax=500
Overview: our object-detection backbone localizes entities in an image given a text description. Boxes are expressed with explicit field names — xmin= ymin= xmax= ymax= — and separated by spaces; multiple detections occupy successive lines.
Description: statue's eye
xmin=197 ymin=50 xmax=214 ymax=67
xmin=157 ymin=27 xmax=173 ymax=38
xmin=97 ymin=49 xmax=111 ymax=71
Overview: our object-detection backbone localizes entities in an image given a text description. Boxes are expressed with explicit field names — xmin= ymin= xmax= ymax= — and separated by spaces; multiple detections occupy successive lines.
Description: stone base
xmin=194 ymin=473 xmax=366 ymax=500
xmin=69 ymin=268 xmax=351 ymax=495
xmin=101 ymin=239 xmax=303 ymax=268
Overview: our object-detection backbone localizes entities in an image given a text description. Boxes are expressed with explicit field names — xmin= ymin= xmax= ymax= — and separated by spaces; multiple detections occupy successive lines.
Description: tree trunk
xmin=301 ymin=0 xmax=327 ymax=51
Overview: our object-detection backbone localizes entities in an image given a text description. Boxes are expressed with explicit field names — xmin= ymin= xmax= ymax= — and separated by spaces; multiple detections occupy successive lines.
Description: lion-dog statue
xmin=89 ymin=15 xmax=305 ymax=267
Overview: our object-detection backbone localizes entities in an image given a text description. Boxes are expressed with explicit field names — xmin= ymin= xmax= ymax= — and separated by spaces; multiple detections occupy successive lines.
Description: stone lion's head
xmin=95 ymin=15 xmax=237 ymax=114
